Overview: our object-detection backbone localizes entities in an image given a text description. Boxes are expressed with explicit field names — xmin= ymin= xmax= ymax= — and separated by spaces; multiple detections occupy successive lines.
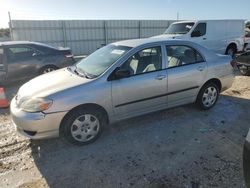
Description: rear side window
xmin=191 ymin=23 xmax=206 ymax=37
xmin=6 ymin=46 xmax=38 ymax=61
xmin=32 ymin=44 xmax=56 ymax=54
xmin=166 ymin=45 xmax=204 ymax=68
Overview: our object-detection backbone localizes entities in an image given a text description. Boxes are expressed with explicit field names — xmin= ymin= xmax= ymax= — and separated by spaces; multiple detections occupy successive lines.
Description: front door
xmin=111 ymin=46 xmax=168 ymax=118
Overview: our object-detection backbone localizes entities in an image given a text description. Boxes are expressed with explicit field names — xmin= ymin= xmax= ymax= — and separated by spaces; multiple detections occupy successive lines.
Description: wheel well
xmin=203 ymin=78 xmax=222 ymax=92
xmin=59 ymin=103 xmax=109 ymax=134
xmin=225 ymin=43 xmax=237 ymax=54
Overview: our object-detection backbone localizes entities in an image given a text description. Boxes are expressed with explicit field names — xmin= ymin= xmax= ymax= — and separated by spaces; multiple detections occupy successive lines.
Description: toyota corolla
xmin=10 ymin=38 xmax=235 ymax=145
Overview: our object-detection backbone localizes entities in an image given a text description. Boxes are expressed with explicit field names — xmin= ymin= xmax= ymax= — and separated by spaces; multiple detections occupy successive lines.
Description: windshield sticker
xmin=111 ymin=49 xmax=125 ymax=55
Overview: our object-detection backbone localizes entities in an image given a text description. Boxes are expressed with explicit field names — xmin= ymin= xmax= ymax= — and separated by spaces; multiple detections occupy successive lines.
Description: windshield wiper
xmin=75 ymin=66 xmax=94 ymax=79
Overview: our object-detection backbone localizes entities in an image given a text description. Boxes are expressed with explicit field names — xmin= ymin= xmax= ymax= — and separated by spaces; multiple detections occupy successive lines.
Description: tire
xmin=239 ymin=65 xmax=250 ymax=76
xmin=60 ymin=107 xmax=106 ymax=145
xmin=226 ymin=45 xmax=237 ymax=57
xmin=40 ymin=65 xmax=58 ymax=74
xmin=196 ymin=83 xmax=219 ymax=110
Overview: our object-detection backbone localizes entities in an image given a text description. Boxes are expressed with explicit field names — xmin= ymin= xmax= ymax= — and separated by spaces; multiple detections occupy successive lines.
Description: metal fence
xmin=0 ymin=37 xmax=11 ymax=42
xmin=11 ymin=20 xmax=174 ymax=55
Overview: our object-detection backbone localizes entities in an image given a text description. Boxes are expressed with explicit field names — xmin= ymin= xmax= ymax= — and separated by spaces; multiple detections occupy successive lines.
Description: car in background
xmin=243 ymin=129 xmax=250 ymax=188
xmin=153 ymin=20 xmax=245 ymax=56
xmin=0 ymin=41 xmax=75 ymax=84
xmin=236 ymin=51 xmax=250 ymax=76
xmin=10 ymin=38 xmax=235 ymax=145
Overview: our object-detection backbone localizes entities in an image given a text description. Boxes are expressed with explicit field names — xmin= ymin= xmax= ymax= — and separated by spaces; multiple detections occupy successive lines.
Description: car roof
xmin=0 ymin=41 xmax=56 ymax=49
xmin=113 ymin=37 xmax=193 ymax=48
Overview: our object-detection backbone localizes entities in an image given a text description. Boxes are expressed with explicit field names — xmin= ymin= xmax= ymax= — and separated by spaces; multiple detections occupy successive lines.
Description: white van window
xmin=191 ymin=23 xmax=206 ymax=37
xmin=164 ymin=22 xmax=195 ymax=35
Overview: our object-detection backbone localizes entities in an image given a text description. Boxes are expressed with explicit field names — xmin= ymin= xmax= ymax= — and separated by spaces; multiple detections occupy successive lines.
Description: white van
xmin=153 ymin=20 xmax=245 ymax=55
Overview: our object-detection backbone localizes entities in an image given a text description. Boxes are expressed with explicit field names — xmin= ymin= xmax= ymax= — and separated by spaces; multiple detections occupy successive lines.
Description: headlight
xmin=20 ymin=98 xmax=53 ymax=112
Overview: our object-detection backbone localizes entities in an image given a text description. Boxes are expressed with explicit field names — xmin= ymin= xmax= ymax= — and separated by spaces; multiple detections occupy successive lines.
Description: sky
xmin=0 ymin=0 xmax=250 ymax=28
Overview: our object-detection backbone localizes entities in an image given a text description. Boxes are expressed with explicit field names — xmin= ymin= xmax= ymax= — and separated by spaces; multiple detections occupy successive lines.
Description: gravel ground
xmin=0 ymin=74 xmax=250 ymax=188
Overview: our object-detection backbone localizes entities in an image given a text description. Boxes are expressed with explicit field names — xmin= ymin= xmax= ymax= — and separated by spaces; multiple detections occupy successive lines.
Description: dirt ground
xmin=0 ymin=74 xmax=250 ymax=188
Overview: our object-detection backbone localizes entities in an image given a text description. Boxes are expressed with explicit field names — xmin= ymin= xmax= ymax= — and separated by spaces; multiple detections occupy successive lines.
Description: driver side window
xmin=120 ymin=46 xmax=162 ymax=76
xmin=191 ymin=23 xmax=206 ymax=37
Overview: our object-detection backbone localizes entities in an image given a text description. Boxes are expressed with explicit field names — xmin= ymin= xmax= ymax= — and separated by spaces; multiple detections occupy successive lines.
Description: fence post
xmin=8 ymin=12 xmax=14 ymax=40
xmin=104 ymin=21 xmax=108 ymax=45
xmin=62 ymin=21 xmax=67 ymax=47
xmin=138 ymin=20 xmax=141 ymax=38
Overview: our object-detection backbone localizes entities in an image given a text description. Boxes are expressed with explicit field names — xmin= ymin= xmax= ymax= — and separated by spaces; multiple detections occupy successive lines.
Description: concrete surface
xmin=0 ymin=74 xmax=250 ymax=188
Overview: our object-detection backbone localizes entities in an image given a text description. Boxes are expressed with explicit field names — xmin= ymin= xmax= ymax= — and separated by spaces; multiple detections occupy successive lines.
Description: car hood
xmin=152 ymin=34 xmax=184 ymax=39
xmin=17 ymin=68 xmax=91 ymax=99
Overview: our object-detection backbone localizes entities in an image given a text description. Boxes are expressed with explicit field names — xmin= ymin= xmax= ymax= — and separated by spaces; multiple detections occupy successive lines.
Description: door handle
xmin=155 ymin=75 xmax=166 ymax=80
xmin=197 ymin=66 xmax=205 ymax=71
xmin=203 ymin=38 xmax=207 ymax=40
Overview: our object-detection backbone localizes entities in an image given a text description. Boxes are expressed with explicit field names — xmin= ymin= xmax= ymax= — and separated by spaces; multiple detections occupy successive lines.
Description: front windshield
xmin=164 ymin=22 xmax=195 ymax=34
xmin=76 ymin=45 xmax=131 ymax=78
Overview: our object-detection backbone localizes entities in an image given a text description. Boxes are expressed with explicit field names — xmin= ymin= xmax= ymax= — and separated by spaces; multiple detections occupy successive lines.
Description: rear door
xmin=111 ymin=45 xmax=168 ymax=118
xmin=166 ymin=45 xmax=207 ymax=107
xmin=6 ymin=45 xmax=43 ymax=80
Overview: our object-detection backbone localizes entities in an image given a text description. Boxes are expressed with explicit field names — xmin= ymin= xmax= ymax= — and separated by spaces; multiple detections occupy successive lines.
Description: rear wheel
xmin=61 ymin=107 xmax=106 ymax=145
xmin=196 ymin=83 xmax=219 ymax=110
xmin=40 ymin=65 xmax=58 ymax=74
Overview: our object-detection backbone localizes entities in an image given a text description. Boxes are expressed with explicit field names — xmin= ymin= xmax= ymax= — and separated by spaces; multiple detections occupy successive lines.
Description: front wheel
xmin=196 ymin=83 xmax=219 ymax=110
xmin=61 ymin=108 xmax=105 ymax=145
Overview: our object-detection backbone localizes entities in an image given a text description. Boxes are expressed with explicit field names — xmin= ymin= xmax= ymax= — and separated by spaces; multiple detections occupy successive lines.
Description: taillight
xmin=65 ymin=54 xmax=73 ymax=58
xmin=230 ymin=60 xmax=237 ymax=67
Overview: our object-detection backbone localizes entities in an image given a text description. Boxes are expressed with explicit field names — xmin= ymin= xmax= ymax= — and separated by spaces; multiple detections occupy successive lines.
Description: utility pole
xmin=177 ymin=12 xmax=179 ymax=21
xmin=8 ymin=11 xmax=13 ymax=40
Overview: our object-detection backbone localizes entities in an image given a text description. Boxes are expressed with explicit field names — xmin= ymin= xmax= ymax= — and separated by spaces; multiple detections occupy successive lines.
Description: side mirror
xmin=191 ymin=31 xmax=201 ymax=37
xmin=107 ymin=68 xmax=130 ymax=81
xmin=115 ymin=69 xmax=130 ymax=79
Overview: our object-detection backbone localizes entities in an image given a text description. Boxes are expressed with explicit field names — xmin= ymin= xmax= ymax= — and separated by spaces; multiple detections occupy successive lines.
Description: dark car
xmin=243 ymin=129 xmax=250 ymax=188
xmin=236 ymin=51 xmax=250 ymax=76
xmin=0 ymin=41 xmax=75 ymax=84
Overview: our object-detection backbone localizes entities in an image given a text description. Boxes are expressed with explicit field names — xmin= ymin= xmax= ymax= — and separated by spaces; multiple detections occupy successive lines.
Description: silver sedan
xmin=10 ymin=38 xmax=235 ymax=145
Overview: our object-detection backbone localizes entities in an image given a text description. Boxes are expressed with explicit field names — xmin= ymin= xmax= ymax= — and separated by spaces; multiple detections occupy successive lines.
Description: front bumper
xmin=243 ymin=129 xmax=250 ymax=188
xmin=10 ymin=98 xmax=68 ymax=139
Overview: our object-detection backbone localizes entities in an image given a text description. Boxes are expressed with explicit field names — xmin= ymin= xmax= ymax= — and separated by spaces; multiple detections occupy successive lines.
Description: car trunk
xmin=57 ymin=47 xmax=75 ymax=65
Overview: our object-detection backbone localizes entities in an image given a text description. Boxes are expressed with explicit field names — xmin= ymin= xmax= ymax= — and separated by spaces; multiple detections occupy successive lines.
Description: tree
xmin=0 ymin=28 xmax=10 ymax=37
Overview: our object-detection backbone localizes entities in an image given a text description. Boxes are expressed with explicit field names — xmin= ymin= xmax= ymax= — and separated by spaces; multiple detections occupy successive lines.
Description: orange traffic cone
xmin=0 ymin=87 xmax=9 ymax=108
